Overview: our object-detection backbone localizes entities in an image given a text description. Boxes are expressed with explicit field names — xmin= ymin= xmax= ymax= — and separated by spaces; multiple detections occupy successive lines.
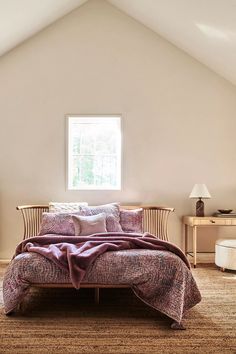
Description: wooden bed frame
xmin=16 ymin=204 xmax=174 ymax=303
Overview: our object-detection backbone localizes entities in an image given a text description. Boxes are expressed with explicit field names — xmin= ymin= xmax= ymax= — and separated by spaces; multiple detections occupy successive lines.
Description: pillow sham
xmin=72 ymin=213 xmax=107 ymax=236
xmin=80 ymin=203 xmax=123 ymax=232
xmin=39 ymin=211 xmax=83 ymax=236
xmin=120 ymin=208 xmax=143 ymax=233
xmin=49 ymin=202 xmax=88 ymax=213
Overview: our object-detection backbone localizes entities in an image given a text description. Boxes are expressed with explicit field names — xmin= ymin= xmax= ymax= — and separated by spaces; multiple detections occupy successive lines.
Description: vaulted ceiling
xmin=109 ymin=0 xmax=236 ymax=86
xmin=1 ymin=0 xmax=236 ymax=86
xmin=0 ymin=0 xmax=87 ymax=56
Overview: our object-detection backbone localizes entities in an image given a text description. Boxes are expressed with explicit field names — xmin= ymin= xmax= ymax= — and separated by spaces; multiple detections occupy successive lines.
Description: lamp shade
xmin=189 ymin=184 xmax=211 ymax=199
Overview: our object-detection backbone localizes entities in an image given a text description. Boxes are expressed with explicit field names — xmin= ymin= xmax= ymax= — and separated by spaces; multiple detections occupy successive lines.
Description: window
xmin=67 ymin=115 xmax=121 ymax=190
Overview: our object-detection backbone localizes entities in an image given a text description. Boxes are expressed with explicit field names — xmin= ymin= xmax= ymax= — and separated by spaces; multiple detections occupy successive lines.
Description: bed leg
xmin=17 ymin=302 xmax=23 ymax=314
xmin=95 ymin=288 xmax=100 ymax=304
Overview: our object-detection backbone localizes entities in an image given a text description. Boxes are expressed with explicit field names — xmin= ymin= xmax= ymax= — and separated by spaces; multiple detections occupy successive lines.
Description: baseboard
xmin=187 ymin=252 xmax=215 ymax=263
xmin=0 ymin=259 xmax=11 ymax=264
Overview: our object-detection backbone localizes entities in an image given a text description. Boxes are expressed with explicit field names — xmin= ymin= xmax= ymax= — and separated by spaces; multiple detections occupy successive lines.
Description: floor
xmin=0 ymin=263 xmax=236 ymax=353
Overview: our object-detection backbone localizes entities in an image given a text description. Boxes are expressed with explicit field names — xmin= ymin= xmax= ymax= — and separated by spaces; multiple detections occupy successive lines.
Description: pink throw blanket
xmin=14 ymin=232 xmax=190 ymax=288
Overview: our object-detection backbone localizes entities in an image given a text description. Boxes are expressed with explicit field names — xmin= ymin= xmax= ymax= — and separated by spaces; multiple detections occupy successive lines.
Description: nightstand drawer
xmin=183 ymin=216 xmax=236 ymax=227
xmin=199 ymin=218 xmax=228 ymax=226
xmin=194 ymin=219 xmax=230 ymax=226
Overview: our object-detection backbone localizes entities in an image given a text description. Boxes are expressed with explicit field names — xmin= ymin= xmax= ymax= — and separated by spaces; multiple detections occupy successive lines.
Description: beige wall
xmin=1 ymin=0 xmax=236 ymax=259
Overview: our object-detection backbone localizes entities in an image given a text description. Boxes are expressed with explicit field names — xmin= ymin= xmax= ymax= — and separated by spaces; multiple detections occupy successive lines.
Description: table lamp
xmin=189 ymin=184 xmax=211 ymax=216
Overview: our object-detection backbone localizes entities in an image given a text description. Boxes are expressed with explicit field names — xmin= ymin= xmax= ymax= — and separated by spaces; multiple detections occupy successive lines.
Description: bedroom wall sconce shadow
xmin=189 ymin=184 xmax=211 ymax=217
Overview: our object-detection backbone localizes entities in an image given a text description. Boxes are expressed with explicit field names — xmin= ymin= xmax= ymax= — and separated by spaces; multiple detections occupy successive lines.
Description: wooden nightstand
xmin=182 ymin=216 xmax=236 ymax=268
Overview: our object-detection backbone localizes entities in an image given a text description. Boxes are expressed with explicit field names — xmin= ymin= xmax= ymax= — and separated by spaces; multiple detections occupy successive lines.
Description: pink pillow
xmin=72 ymin=213 xmax=107 ymax=236
xmin=39 ymin=211 xmax=84 ymax=236
xmin=80 ymin=203 xmax=122 ymax=232
xmin=120 ymin=208 xmax=143 ymax=233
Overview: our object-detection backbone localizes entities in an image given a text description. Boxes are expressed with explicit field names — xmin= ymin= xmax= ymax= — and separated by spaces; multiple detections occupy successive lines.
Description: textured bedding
xmin=3 ymin=233 xmax=201 ymax=327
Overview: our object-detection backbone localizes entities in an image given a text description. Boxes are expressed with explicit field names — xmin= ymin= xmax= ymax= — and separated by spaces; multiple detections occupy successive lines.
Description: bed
xmin=3 ymin=204 xmax=201 ymax=329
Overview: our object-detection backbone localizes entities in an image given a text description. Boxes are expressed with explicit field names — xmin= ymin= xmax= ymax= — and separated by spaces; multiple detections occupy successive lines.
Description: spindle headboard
xmin=16 ymin=205 xmax=174 ymax=241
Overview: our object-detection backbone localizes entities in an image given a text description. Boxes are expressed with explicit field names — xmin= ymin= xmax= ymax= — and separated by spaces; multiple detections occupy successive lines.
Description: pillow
xmin=39 ymin=211 xmax=83 ymax=236
xmin=80 ymin=203 xmax=123 ymax=232
xmin=49 ymin=202 xmax=88 ymax=213
xmin=72 ymin=213 xmax=107 ymax=236
xmin=120 ymin=208 xmax=143 ymax=233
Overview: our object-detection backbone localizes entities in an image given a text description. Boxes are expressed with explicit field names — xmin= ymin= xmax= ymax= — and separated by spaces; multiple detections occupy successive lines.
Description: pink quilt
xmin=3 ymin=233 xmax=201 ymax=328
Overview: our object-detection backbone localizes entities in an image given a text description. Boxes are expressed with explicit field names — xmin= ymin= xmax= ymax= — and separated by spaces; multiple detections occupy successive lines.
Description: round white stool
xmin=215 ymin=239 xmax=236 ymax=271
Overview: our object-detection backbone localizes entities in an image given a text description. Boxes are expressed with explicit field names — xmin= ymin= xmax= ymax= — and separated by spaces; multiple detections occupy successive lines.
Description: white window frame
xmin=66 ymin=115 xmax=122 ymax=190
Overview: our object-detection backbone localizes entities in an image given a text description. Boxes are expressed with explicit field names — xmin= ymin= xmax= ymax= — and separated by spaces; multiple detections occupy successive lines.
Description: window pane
xmin=68 ymin=116 xmax=121 ymax=190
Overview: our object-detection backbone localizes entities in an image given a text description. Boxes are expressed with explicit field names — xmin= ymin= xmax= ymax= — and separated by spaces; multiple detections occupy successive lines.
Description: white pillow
xmin=49 ymin=202 xmax=88 ymax=213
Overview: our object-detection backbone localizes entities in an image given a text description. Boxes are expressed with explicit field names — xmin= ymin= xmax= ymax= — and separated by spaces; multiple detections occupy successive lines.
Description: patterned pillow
xmin=49 ymin=202 xmax=88 ymax=213
xmin=72 ymin=213 xmax=107 ymax=236
xmin=120 ymin=208 xmax=143 ymax=233
xmin=80 ymin=203 xmax=123 ymax=232
xmin=39 ymin=211 xmax=84 ymax=236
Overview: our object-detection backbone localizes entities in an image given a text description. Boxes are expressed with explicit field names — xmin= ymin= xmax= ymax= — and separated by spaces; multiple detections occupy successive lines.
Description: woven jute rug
xmin=0 ymin=264 xmax=235 ymax=353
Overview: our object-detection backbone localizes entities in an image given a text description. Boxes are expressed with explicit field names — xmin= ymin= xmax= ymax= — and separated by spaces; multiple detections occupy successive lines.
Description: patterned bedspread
xmin=3 ymin=234 xmax=201 ymax=326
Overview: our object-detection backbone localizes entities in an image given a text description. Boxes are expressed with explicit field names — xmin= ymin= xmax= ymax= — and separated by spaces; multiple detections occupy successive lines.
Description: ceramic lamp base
xmin=196 ymin=198 xmax=204 ymax=217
